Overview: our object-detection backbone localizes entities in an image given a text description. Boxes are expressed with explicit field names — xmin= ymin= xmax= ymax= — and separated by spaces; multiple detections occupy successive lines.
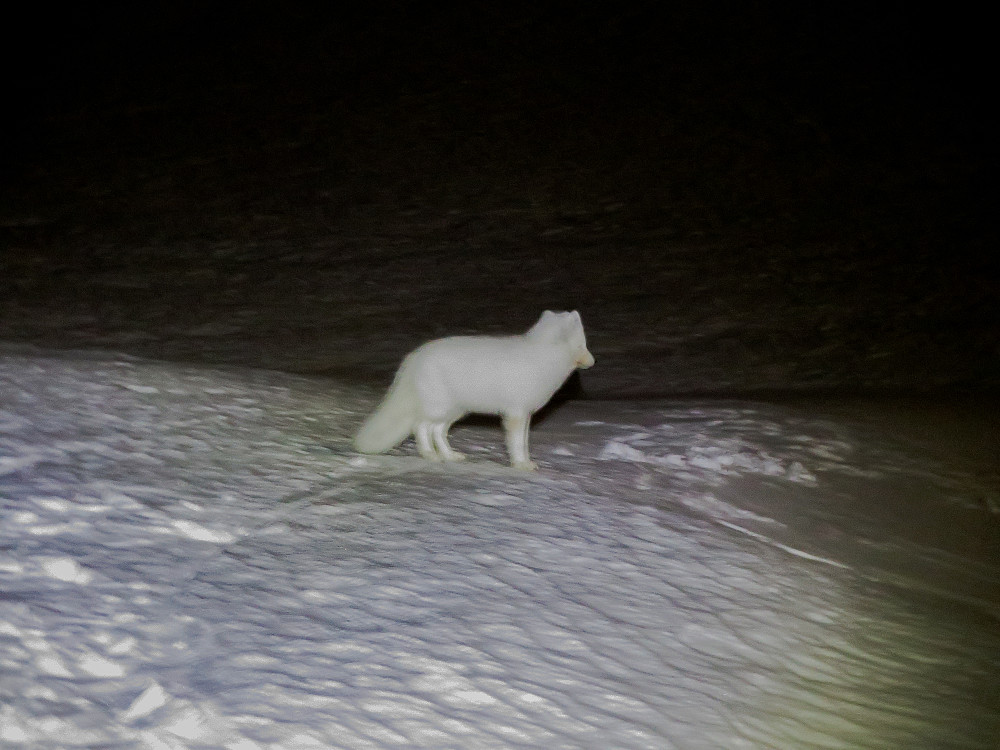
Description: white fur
xmin=354 ymin=310 xmax=595 ymax=470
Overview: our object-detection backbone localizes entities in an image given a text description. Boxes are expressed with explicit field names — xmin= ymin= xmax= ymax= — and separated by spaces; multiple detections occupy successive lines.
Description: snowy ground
xmin=2 ymin=347 xmax=998 ymax=749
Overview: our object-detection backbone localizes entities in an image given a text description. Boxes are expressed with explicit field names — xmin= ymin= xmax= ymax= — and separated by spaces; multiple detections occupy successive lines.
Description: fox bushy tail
xmin=353 ymin=369 xmax=417 ymax=454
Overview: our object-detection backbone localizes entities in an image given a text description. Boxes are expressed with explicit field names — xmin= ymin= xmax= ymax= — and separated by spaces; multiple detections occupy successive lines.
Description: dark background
xmin=2 ymin=2 xmax=996 ymax=396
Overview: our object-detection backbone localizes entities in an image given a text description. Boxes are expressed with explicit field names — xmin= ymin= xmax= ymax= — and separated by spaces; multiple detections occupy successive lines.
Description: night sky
xmin=3 ymin=2 xmax=996 ymax=393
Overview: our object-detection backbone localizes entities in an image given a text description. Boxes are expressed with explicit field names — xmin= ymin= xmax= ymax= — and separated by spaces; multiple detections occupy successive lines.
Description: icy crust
xmin=2 ymin=350 xmax=998 ymax=748
xmin=593 ymin=404 xmax=944 ymax=484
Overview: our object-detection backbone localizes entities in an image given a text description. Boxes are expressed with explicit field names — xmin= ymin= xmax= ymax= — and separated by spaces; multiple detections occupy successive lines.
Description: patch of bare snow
xmin=1 ymin=349 xmax=997 ymax=748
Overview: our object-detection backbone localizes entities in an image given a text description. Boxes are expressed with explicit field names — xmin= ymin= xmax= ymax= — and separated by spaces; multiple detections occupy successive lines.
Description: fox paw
xmin=512 ymin=460 xmax=538 ymax=471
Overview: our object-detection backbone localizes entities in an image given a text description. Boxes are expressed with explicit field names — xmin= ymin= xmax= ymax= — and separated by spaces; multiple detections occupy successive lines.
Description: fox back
xmin=406 ymin=311 xmax=593 ymax=420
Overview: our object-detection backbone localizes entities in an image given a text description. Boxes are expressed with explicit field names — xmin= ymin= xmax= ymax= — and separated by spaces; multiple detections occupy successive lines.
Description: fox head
xmin=531 ymin=310 xmax=595 ymax=369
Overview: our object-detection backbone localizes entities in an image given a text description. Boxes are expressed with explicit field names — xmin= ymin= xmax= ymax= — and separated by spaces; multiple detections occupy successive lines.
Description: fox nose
xmin=576 ymin=350 xmax=595 ymax=368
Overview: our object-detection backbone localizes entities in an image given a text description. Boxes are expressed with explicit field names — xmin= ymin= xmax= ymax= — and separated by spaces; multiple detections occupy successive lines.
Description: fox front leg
xmin=503 ymin=412 xmax=537 ymax=471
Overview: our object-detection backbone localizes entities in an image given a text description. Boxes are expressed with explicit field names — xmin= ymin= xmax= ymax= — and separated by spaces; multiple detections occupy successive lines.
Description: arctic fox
xmin=354 ymin=310 xmax=595 ymax=470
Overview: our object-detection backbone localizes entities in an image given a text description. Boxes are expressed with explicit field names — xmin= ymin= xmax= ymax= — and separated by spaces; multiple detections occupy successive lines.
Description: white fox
xmin=354 ymin=310 xmax=595 ymax=470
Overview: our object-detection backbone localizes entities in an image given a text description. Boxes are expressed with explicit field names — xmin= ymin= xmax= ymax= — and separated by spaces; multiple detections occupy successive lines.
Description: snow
xmin=2 ymin=348 xmax=997 ymax=748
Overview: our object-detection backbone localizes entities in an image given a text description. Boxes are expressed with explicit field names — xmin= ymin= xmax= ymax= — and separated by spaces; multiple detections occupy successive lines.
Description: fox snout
xmin=576 ymin=349 xmax=595 ymax=369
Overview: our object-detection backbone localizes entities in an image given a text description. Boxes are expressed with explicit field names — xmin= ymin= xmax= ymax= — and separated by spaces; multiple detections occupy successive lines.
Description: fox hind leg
xmin=414 ymin=422 xmax=441 ymax=461
xmin=432 ymin=421 xmax=464 ymax=461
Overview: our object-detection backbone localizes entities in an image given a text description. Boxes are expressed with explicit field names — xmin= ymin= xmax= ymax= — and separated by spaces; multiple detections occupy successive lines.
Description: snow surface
xmin=2 ymin=346 xmax=997 ymax=749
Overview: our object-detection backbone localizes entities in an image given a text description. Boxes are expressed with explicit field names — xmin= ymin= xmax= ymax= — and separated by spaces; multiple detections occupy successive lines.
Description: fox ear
xmin=531 ymin=310 xmax=559 ymax=334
